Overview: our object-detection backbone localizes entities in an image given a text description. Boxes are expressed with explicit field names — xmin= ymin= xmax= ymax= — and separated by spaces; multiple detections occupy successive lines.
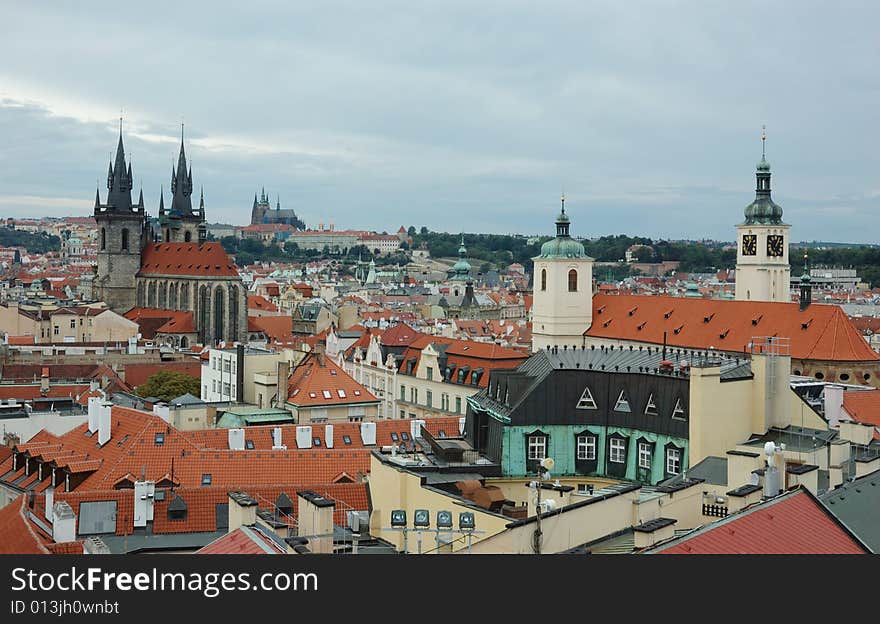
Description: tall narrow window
xmin=541 ymin=269 xmax=547 ymax=291
xmin=121 ymin=228 xmax=129 ymax=251
xmin=568 ymin=269 xmax=577 ymax=292
xmin=609 ymin=438 xmax=626 ymax=463
xmin=576 ymin=435 xmax=596 ymax=460
xmin=666 ymin=448 xmax=681 ymax=475
xmin=638 ymin=442 xmax=652 ymax=469
xmin=100 ymin=228 xmax=106 ymax=251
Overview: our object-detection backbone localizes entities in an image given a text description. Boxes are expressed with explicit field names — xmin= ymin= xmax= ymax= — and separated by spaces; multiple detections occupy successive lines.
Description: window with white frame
xmin=638 ymin=442 xmax=652 ymax=469
xmin=613 ymin=389 xmax=631 ymax=412
xmin=672 ymin=398 xmax=686 ymax=420
xmin=644 ymin=393 xmax=658 ymax=416
xmin=576 ymin=435 xmax=596 ymax=460
xmin=527 ymin=435 xmax=547 ymax=460
xmin=666 ymin=448 xmax=681 ymax=475
xmin=609 ymin=438 xmax=626 ymax=463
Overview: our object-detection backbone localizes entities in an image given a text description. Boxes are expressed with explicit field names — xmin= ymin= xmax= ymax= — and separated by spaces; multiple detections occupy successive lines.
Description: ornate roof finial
xmin=561 ymin=192 xmax=566 ymax=214
xmin=761 ymin=124 xmax=766 ymax=158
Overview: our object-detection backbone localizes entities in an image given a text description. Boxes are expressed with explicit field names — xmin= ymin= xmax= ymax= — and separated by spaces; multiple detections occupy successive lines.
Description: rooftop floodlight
xmin=413 ymin=509 xmax=430 ymax=528
xmin=437 ymin=510 xmax=453 ymax=529
xmin=390 ymin=509 xmax=407 ymax=528
xmin=459 ymin=511 xmax=476 ymax=531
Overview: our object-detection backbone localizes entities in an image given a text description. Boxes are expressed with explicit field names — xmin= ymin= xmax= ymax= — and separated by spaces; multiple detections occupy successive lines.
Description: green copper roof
xmin=452 ymin=234 xmax=471 ymax=280
xmin=533 ymin=200 xmax=589 ymax=260
xmin=743 ymin=135 xmax=785 ymax=225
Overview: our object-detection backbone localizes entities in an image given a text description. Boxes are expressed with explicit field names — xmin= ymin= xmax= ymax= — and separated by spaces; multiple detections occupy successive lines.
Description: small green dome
xmin=538 ymin=237 xmax=586 ymax=259
xmin=756 ymin=156 xmax=771 ymax=171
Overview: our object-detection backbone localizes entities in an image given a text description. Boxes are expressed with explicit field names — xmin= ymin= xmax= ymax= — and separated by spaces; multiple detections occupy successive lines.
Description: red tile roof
xmin=0 ymin=494 xmax=50 ymax=554
xmin=249 ymin=315 xmax=295 ymax=344
xmin=248 ymin=294 xmax=279 ymax=313
xmin=651 ymin=489 xmax=868 ymax=554
xmin=287 ymin=354 xmax=378 ymax=407
xmin=842 ymin=389 xmax=880 ymax=433
xmin=138 ymin=243 xmax=239 ymax=277
xmin=198 ymin=525 xmax=287 ymax=554
xmin=0 ymin=384 xmax=89 ymax=401
xmin=586 ymin=294 xmax=880 ymax=362
xmin=396 ymin=335 xmax=528 ymax=388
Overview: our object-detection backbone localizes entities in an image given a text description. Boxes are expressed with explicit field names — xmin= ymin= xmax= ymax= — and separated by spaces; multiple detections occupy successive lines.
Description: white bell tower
xmin=735 ymin=128 xmax=791 ymax=303
xmin=531 ymin=196 xmax=594 ymax=352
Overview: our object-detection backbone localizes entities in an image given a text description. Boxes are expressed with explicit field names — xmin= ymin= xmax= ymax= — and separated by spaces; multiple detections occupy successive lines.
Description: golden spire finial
xmin=761 ymin=124 xmax=766 ymax=158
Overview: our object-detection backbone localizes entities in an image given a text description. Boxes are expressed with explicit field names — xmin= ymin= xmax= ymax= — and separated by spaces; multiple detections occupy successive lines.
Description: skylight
xmin=309 ymin=392 xmax=317 ymax=398
xmin=337 ymin=389 xmax=347 ymax=398
xmin=322 ymin=390 xmax=332 ymax=399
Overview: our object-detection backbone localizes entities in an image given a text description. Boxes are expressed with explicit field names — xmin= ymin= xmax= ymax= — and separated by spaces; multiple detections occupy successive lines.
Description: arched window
xmin=184 ymin=231 xmax=192 ymax=242
xmin=121 ymin=228 xmax=129 ymax=251
xmin=100 ymin=228 xmax=106 ymax=251
xmin=541 ymin=269 xmax=547 ymax=291
xmin=568 ymin=269 xmax=577 ymax=292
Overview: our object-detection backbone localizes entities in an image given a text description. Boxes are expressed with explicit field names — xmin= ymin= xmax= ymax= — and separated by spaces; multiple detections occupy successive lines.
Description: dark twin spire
xmin=169 ymin=124 xmax=194 ymax=215
xmin=97 ymin=118 xmax=143 ymax=213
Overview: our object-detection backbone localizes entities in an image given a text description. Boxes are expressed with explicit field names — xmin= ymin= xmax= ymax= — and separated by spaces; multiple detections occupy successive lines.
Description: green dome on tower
xmin=534 ymin=195 xmax=589 ymax=260
xmin=743 ymin=127 xmax=785 ymax=226
xmin=451 ymin=234 xmax=471 ymax=281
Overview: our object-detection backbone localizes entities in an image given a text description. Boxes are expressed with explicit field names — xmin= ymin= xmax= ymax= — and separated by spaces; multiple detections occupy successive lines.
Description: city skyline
xmin=1 ymin=2 xmax=878 ymax=242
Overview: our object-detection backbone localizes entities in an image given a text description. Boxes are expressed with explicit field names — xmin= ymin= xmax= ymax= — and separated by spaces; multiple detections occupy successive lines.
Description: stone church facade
xmin=93 ymin=123 xmax=246 ymax=345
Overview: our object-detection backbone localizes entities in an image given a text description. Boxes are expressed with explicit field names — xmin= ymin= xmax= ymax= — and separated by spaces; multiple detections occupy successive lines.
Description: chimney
xmin=45 ymin=487 xmax=54 ymax=522
xmin=314 ymin=343 xmax=326 ymax=367
xmin=277 ymin=360 xmax=290 ymax=407
xmin=133 ymin=481 xmax=156 ymax=528
xmin=153 ymin=404 xmax=171 ymax=424
xmin=297 ymin=490 xmax=335 ymax=554
xmin=236 ymin=343 xmax=245 ymax=403
xmin=40 ymin=367 xmax=49 ymax=396
xmin=97 ymin=402 xmax=112 ymax=446
xmin=295 ymin=425 xmax=312 ymax=449
xmin=272 ymin=426 xmax=286 ymax=450
xmin=824 ymin=385 xmax=845 ymax=429
xmin=227 ymin=491 xmax=258 ymax=533
xmin=52 ymin=501 xmax=76 ymax=544
xmin=325 ymin=424 xmax=334 ymax=449
xmin=227 ymin=428 xmax=245 ymax=450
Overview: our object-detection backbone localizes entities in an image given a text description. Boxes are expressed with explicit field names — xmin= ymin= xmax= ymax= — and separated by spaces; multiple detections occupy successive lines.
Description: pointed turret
xmin=137 ymin=187 xmax=144 ymax=208
xmin=104 ymin=119 xmax=134 ymax=211
xmin=94 ymin=187 xmax=101 ymax=210
xmin=199 ymin=187 xmax=205 ymax=212
xmin=253 ymin=193 xmax=258 ymax=209
xmin=169 ymin=123 xmax=193 ymax=216
xmin=743 ymin=126 xmax=784 ymax=225
xmin=276 ymin=195 xmax=281 ymax=211
xmin=158 ymin=186 xmax=165 ymax=215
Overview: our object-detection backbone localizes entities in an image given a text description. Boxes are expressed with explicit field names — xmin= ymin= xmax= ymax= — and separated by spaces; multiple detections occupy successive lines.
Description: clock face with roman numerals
xmin=767 ymin=235 xmax=785 ymax=257
xmin=742 ymin=234 xmax=757 ymax=256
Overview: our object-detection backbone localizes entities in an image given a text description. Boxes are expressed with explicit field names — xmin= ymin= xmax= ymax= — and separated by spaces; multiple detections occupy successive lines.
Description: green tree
xmin=420 ymin=226 xmax=429 ymax=236
xmin=134 ymin=371 xmax=201 ymax=402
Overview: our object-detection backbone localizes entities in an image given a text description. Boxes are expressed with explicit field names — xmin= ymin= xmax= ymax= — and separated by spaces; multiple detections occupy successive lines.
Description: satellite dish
xmin=540 ymin=457 xmax=555 ymax=471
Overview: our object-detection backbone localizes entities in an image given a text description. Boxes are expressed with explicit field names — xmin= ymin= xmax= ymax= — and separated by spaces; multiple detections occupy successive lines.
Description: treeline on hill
xmin=0 ymin=228 xmax=60 ymax=254
xmin=409 ymin=228 xmax=736 ymax=275
xmin=215 ymin=229 xmax=880 ymax=287
xmin=218 ymin=236 xmax=408 ymax=269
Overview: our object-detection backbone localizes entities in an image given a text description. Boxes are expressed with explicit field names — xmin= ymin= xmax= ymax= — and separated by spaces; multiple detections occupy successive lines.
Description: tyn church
xmin=92 ymin=123 xmax=247 ymax=345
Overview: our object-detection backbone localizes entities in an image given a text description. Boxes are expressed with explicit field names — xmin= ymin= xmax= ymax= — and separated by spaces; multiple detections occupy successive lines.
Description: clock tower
xmin=735 ymin=130 xmax=790 ymax=302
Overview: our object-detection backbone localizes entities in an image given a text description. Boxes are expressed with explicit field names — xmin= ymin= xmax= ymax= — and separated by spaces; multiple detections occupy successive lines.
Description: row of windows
xmin=576 ymin=387 xmax=686 ymax=419
xmin=399 ymin=384 xmax=463 ymax=413
xmin=527 ymin=434 xmax=682 ymax=475
xmin=539 ymin=269 xmax=579 ymax=292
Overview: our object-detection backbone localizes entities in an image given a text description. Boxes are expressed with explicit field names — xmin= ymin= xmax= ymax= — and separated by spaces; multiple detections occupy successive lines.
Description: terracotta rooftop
xmin=138 ymin=243 xmax=239 ymax=278
xmin=586 ymin=294 xmax=879 ymax=363
xmin=287 ymin=353 xmax=379 ymax=407
xmin=248 ymin=294 xmax=279 ymax=313
xmin=198 ymin=525 xmax=287 ymax=554
xmin=649 ymin=488 xmax=868 ymax=554
xmin=842 ymin=389 xmax=880 ymax=432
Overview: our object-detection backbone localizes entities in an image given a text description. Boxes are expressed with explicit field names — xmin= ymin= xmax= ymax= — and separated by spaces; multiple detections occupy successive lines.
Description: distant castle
xmin=250 ymin=188 xmax=305 ymax=229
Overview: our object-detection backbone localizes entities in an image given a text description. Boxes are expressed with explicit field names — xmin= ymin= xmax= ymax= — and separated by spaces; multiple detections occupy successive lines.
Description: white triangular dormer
xmin=644 ymin=393 xmax=658 ymax=416
xmin=576 ymin=386 xmax=597 ymax=410
xmin=613 ymin=389 xmax=631 ymax=413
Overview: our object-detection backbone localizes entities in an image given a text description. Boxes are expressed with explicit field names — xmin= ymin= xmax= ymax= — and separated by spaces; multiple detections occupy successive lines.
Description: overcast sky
xmin=1 ymin=2 xmax=878 ymax=242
